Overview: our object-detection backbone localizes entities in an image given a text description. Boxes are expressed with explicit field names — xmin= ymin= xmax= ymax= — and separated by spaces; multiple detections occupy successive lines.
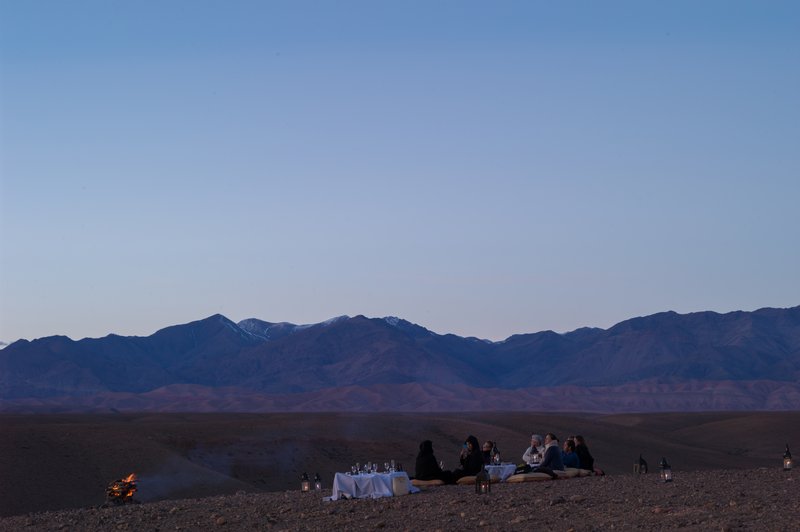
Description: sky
xmin=1 ymin=1 xmax=798 ymax=343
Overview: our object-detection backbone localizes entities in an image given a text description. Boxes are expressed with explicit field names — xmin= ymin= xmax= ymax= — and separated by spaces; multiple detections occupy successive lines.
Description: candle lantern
xmin=314 ymin=473 xmax=322 ymax=490
xmin=784 ymin=445 xmax=793 ymax=471
xmin=475 ymin=466 xmax=491 ymax=494
xmin=491 ymin=441 xmax=501 ymax=465
xmin=658 ymin=457 xmax=672 ymax=482
xmin=300 ymin=472 xmax=311 ymax=492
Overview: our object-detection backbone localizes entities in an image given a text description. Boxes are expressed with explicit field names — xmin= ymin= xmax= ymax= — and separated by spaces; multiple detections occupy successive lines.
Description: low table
xmin=329 ymin=471 xmax=419 ymax=501
xmin=485 ymin=463 xmax=517 ymax=482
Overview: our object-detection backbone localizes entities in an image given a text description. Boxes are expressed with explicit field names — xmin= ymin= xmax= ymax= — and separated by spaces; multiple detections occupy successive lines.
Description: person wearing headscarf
xmin=414 ymin=440 xmax=448 ymax=481
xmin=452 ymin=435 xmax=484 ymax=481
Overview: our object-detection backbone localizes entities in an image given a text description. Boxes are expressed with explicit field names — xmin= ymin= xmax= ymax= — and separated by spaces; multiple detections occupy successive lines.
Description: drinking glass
xmin=439 ymin=460 xmax=445 ymax=470
xmin=384 ymin=462 xmax=390 ymax=472
xmin=355 ymin=462 xmax=361 ymax=475
xmin=391 ymin=459 xmax=396 ymax=472
xmin=351 ymin=465 xmax=357 ymax=475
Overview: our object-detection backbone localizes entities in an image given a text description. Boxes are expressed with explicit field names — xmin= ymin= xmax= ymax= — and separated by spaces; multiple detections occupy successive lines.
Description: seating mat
xmin=455 ymin=475 xmax=476 ymax=485
xmin=506 ymin=472 xmax=553 ymax=483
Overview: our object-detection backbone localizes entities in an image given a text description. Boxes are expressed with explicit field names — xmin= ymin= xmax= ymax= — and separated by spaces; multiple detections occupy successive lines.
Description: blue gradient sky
xmin=1 ymin=1 xmax=798 ymax=342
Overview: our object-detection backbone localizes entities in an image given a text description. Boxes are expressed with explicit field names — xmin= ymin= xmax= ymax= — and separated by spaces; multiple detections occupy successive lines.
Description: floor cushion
xmin=506 ymin=472 xmax=553 ymax=483
xmin=579 ymin=469 xmax=594 ymax=477
xmin=456 ymin=475 xmax=476 ymax=485
xmin=411 ymin=478 xmax=445 ymax=487
xmin=563 ymin=468 xmax=581 ymax=478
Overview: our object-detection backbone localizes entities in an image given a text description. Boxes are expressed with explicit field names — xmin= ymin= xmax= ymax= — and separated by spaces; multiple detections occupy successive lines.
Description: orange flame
xmin=123 ymin=473 xmax=137 ymax=482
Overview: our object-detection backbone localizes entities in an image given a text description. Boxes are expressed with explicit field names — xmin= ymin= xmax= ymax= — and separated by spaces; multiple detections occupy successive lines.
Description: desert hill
xmin=1 ymin=411 xmax=798 ymax=518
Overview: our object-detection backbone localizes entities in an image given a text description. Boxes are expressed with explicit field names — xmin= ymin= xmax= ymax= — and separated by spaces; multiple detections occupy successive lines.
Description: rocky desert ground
xmin=2 ymin=411 xmax=799 ymax=529
xmin=0 ymin=468 xmax=797 ymax=531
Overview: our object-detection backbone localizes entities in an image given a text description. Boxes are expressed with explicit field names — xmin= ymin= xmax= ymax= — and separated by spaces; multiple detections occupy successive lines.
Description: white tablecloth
xmin=328 ymin=472 xmax=419 ymax=501
xmin=485 ymin=464 xmax=517 ymax=482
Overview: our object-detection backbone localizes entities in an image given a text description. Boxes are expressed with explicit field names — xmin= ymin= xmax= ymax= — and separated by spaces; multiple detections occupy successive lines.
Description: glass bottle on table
xmin=492 ymin=441 xmax=500 ymax=464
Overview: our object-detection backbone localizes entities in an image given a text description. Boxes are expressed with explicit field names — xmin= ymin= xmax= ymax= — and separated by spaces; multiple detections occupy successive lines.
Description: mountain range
xmin=2 ymin=306 xmax=799 ymax=412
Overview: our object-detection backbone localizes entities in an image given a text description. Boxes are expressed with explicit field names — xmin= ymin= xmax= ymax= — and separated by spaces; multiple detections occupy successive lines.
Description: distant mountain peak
xmin=237 ymin=315 xmax=350 ymax=340
xmin=383 ymin=316 xmax=401 ymax=326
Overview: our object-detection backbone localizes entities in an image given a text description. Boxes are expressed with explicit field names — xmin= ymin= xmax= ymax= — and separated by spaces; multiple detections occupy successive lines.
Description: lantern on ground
xmin=475 ymin=466 xmax=491 ymax=494
xmin=784 ymin=445 xmax=793 ymax=471
xmin=300 ymin=472 xmax=311 ymax=492
xmin=659 ymin=457 xmax=672 ymax=482
xmin=314 ymin=473 xmax=322 ymax=490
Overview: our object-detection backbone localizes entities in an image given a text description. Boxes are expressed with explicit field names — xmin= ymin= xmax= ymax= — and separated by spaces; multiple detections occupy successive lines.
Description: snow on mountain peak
xmin=322 ymin=315 xmax=349 ymax=326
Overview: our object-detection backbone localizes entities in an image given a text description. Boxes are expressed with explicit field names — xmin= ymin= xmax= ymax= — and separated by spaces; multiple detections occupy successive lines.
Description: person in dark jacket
xmin=414 ymin=440 xmax=451 ymax=482
xmin=482 ymin=441 xmax=494 ymax=465
xmin=452 ymin=435 xmax=484 ymax=481
xmin=574 ymin=434 xmax=595 ymax=473
xmin=533 ymin=433 xmax=565 ymax=477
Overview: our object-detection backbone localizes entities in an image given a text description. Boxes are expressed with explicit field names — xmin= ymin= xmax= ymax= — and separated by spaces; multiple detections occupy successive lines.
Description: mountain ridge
xmin=1 ymin=306 xmax=799 ymax=412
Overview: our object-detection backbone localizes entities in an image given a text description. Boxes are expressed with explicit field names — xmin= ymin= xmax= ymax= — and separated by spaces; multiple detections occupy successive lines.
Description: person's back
xmin=574 ymin=435 xmax=594 ymax=472
xmin=414 ymin=440 xmax=445 ymax=481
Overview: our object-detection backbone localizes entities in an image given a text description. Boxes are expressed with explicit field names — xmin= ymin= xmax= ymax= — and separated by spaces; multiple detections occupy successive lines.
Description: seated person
xmin=522 ymin=434 xmax=545 ymax=465
xmin=574 ymin=434 xmax=595 ymax=472
xmin=452 ymin=435 xmax=484 ymax=481
xmin=533 ymin=433 xmax=565 ymax=477
xmin=414 ymin=440 xmax=451 ymax=482
xmin=482 ymin=441 xmax=494 ymax=465
xmin=561 ymin=438 xmax=580 ymax=469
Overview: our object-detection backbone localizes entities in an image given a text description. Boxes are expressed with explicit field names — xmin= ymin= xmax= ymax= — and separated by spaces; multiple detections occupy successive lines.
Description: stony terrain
xmin=4 ymin=412 xmax=800 ymax=519
xmin=1 ymin=468 xmax=796 ymax=531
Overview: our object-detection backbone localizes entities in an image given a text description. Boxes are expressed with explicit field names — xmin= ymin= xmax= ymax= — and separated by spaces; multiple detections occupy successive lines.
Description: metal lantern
xmin=314 ymin=473 xmax=322 ymax=490
xmin=659 ymin=457 xmax=672 ymax=482
xmin=475 ymin=466 xmax=491 ymax=494
xmin=300 ymin=472 xmax=311 ymax=492
xmin=784 ymin=445 xmax=793 ymax=471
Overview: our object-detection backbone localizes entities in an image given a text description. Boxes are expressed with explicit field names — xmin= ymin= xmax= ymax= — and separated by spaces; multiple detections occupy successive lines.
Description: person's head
xmin=563 ymin=439 xmax=575 ymax=453
xmin=544 ymin=433 xmax=559 ymax=445
xmin=419 ymin=440 xmax=434 ymax=455
xmin=531 ymin=434 xmax=543 ymax=447
xmin=574 ymin=435 xmax=586 ymax=446
xmin=465 ymin=435 xmax=479 ymax=451
xmin=482 ymin=441 xmax=493 ymax=453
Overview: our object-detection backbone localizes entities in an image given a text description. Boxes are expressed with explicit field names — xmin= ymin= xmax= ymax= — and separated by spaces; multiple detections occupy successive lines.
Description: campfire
xmin=106 ymin=473 xmax=138 ymax=503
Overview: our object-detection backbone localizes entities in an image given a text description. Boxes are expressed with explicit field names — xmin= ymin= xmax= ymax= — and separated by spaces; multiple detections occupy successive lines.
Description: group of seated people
xmin=414 ymin=432 xmax=597 ymax=484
